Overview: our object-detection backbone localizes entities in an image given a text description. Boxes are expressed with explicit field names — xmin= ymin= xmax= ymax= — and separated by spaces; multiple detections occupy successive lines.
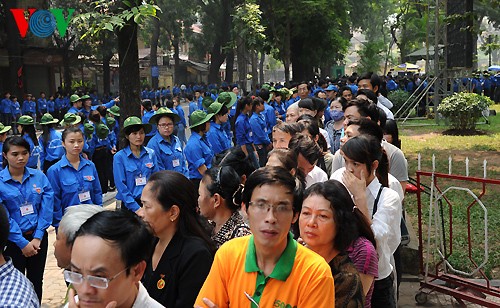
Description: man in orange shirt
xmin=195 ymin=166 xmax=335 ymax=308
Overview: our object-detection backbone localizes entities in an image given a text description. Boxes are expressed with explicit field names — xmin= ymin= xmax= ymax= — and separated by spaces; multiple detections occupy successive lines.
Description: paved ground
xmin=39 ymin=193 xmax=494 ymax=307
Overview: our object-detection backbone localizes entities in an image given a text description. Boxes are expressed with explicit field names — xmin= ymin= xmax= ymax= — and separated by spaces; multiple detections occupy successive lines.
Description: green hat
xmin=189 ymin=110 xmax=214 ymax=129
xmin=261 ymin=84 xmax=271 ymax=91
xmin=70 ymin=94 xmax=81 ymax=103
xmin=84 ymin=123 xmax=94 ymax=137
xmin=122 ymin=116 xmax=152 ymax=135
xmin=108 ymin=105 xmax=120 ymax=117
xmin=95 ymin=123 xmax=110 ymax=140
xmin=60 ymin=113 xmax=82 ymax=126
xmin=202 ymin=96 xmax=215 ymax=110
xmin=216 ymin=92 xmax=237 ymax=108
xmin=40 ymin=113 xmax=59 ymax=125
xmin=81 ymin=95 xmax=91 ymax=100
xmin=105 ymin=117 xmax=116 ymax=130
xmin=0 ymin=123 xmax=11 ymax=134
xmin=149 ymin=107 xmax=180 ymax=124
xmin=290 ymin=87 xmax=298 ymax=93
xmin=207 ymin=102 xmax=224 ymax=115
xmin=269 ymin=87 xmax=277 ymax=92
xmin=17 ymin=115 xmax=34 ymax=125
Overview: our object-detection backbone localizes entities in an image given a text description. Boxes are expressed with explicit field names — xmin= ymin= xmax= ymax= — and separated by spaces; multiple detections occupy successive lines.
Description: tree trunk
xmin=225 ymin=49 xmax=234 ymax=83
xmin=102 ymin=33 xmax=114 ymax=95
xmin=283 ymin=13 xmax=291 ymax=82
xmin=150 ymin=17 xmax=160 ymax=89
xmin=259 ymin=52 xmax=265 ymax=85
xmin=208 ymin=45 xmax=225 ymax=84
xmin=236 ymin=38 xmax=247 ymax=93
xmin=251 ymin=50 xmax=258 ymax=94
xmin=118 ymin=20 xmax=141 ymax=126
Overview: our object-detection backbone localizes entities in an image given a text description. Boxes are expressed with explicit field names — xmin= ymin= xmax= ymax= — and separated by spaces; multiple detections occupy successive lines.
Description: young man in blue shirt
xmin=1 ymin=92 xmax=12 ymax=127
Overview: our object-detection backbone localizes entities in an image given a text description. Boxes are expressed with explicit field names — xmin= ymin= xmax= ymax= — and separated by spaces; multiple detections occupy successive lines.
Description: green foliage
xmin=70 ymin=80 xmax=95 ymax=92
xmin=357 ymin=40 xmax=385 ymax=74
xmin=232 ymin=2 xmax=266 ymax=49
xmin=71 ymin=0 xmax=160 ymax=39
xmin=388 ymin=89 xmax=410 ymax=112
xmin=437 ymin=93 xmax=493 ymax=131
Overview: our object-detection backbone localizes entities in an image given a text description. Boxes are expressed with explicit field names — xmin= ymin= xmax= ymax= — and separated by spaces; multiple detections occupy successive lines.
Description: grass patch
xmin=400 ymin=103 xmax=500 ymax=279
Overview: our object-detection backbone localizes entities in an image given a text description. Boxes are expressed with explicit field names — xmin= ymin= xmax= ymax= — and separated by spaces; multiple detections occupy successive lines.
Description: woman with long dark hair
xmin=198 ymin=166 xmax=250 ymax=248
xmin=139 ymin=171 xmax=214 ymax=308
xmin=0 ymin=136 xmax=53 ymax=302
xmin=300 ymin=180 xmax=377 ymax=307
xmin=339 ymin=135 xmax=402 ymax=308
xmin=16 ymin=115 xmax=40 ymax=169
xmin=38 ymin=113 xmax=64 ymax=173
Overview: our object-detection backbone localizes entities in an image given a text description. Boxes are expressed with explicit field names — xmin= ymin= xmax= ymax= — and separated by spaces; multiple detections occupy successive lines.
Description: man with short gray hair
xmin=53 ymin=204 xmax=105 ymax=269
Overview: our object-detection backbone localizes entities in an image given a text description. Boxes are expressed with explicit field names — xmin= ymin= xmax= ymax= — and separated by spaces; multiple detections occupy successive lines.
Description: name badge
xmin=20 ymin=202 xmax=34 ymax=216
xmin=249 ymin=132 xmax=253 ymax=137
xmin=172 ymin=159 xmax=180 ymax=167
xmin=79 ymin=191 xmax=91 ymax=202
xmin=135 ymin=176 xmax=147 ymax=186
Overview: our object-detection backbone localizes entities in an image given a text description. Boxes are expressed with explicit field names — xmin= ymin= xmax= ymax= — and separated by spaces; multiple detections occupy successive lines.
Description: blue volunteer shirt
xmin=249 ymin=113 xmax=270 ymax=146
xmin=113 ymin=146 xmax=159 ymax=212
xmin=235 ymin=113 xmax=253 ymax=146
xmin=47 ymin=100 xmax=55 ymax=113
xmin=47 ymin=155 xmax=102 ymax=226
xmin=206 ymin=121 xmax=231 ymax=155
xmin=1 ymin=98 xmax=12 ymax=114
xmin=0 ymin=167 xmax=53 ymax=249
xmin=23 ymin=135 xmax=40 ymax=169
xmin=38 ymin=128 xmax=64 ymax=168
xmin=147 ymin=132 xmax=188 ymax=176
xmin=263 ymin=103 xmax=275 ymax=132
xmin=189 ymin=101 xmax=199 ymax=116
xmin=11 ymin=101 xmax=21 ymax=116
xmin=142 ymin=110 xmax=157 ymax=137
xmin=184 ymin=132 xmax=213 ymax=179
xmin=22 ymin=100 xmax=36 ymax=114
xmin=37 ymin=98 xmax=48 ymax=113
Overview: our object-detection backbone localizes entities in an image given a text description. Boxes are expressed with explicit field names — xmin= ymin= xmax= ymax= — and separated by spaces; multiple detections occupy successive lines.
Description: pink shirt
xmin=347 ymin=237 xmax=378 ymax=308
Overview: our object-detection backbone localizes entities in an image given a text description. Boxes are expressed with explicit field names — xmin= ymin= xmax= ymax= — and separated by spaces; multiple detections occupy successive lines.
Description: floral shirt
xmin=211 ymin=211 xmax=251 ymax=248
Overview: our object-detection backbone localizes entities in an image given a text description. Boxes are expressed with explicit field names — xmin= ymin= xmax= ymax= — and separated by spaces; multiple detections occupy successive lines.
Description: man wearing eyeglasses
xmin=64 ymin=210 xmax=163 ymax=308
xmin=195 ymin=167 xmax=334 ymax=308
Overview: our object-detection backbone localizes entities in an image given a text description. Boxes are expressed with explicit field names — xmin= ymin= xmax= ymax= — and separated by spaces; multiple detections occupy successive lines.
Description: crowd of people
xmin=0 ymin=72 xmax=420 ymax=307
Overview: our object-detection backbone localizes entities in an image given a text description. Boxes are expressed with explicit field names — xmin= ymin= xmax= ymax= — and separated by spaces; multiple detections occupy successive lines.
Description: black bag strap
xmin=371 ymin=185 xmax=384 ymax=218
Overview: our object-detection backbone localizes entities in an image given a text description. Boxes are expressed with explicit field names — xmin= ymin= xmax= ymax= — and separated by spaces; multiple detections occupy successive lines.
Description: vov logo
xmin=10 ymin=8 xmax=75 ymax=38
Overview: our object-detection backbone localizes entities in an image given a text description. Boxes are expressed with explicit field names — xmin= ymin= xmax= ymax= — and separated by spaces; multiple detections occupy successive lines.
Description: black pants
xmin=371 ymin=273 xmax=396 ymax=308
xmin=4 ymin=231 xmax=48 ymax=303
xmin=107 ymin=152 xmax=115 ymax=188
xmin=255 ymin=144 xmax=268 ymax=167
xmin=93 ymin=148 xmax=109 ymax=194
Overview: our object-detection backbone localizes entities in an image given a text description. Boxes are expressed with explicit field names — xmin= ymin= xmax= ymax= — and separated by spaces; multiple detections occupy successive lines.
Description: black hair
xmin=165 ymin=100 xmax=174 ymax=109
xmin=383 ymin=119 xmax=401 ymax=149
xmin=251 ymin=97 xmax=264 ymax=113
xmin=288 ymin=134 xmax=322 ymax=165
xmin=298 ymin=98 xmax=315 ymax=111
xmin=296 ymin=117 xmax=329 ymax=152
xmin=97 ymin=106 xmax=107 ymax=117
xmin=186 ymin=93 xmax=194 ymax=101
xmin=312 ymin=97 xmax=327 ymax=112
xmin=344 ymin=97 xmax=379 ymax=123
xmin=242 ymin=166 xmax=303 ymax=214
xmin=62 ymin=127 xmax=84 ymax=142
xmin=202 ymin=166 xmax=242 ymax=212
xmin=377 ymin=106 xmax=387 ymax=129
xmin=358 ymin=72 xmax=381 ymax=94
xmin=123 ymin=125 xmax=144 ymax=146
xmin=232 ymin=96 xmax=252 ymax=132
xmin=147 ymin=171 xmax=216 ymax=252
xmin=303 ymin=180 xmax=376 ymax=251
xmin=41 ymin=123 xmax=57 ymax=148
xmin=19 ymin=124 xmax=38 ymax=146
xmin=267 ymin=148 xmax=306 ymax=187
xmin=272 ymin=122 xmax=301 ymax=135
xmin=0 ymin=205 xmax=9 ymax=252
xmin=75 ymin=210 xmax=155 ymax=276
xmin=341 ymin=135 xmax=389 ymax=187
xmin=356 ymin=89 xmax=378 ymax=105
xmin=340 ymin=86 xmax=352 ymax=95
xmin=216 ymin=105 xmax=229 ymax=117
xmin=142 ymin=99 xmax=152 ymax=111
xmin=347 ymin=118 xmax=384 ymax=142
xmin=191 ymin=122 xmax=207 ymax=134
xmin=259 ymin=88 xmax=270 ymax=102
xmin=219 ymin=147 xmax=256 ymax=180
xmin=89 ymin=110 xmax=101 ymax=123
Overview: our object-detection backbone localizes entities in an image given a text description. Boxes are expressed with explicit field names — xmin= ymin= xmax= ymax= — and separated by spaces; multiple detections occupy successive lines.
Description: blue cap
xmin=325 ymin=85 xmax=339 ymax=92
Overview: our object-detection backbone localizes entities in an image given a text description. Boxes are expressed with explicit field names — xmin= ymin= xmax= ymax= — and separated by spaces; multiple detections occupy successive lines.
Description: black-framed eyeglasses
xmin=63 ymin=267 xmax=129 ymax=289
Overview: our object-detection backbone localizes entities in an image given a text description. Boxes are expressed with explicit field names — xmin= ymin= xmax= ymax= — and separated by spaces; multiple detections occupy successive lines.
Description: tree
xmin=73 ymin=0 xmax=159 ymax=123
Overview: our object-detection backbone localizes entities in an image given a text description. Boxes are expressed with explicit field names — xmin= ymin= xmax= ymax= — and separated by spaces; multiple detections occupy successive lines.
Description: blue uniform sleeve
xmin=113 ymin=153 xmax=140 ymax=212
xmin=249 ymin=115 xmax=270 ymax=145
xmin=38 ymin=137 xmax=45 ymax=170
xmin=103 ymin=99 xmax=116 ymax=109
xmin=235 ymin=118 xmax=246 ymax=145
xmin=146 ymin=138 xmax=165 ymax=170
xmin=91 ymin=162 xmax=103 ymax=206
xmin=185 ymin=142 xmax=205 ymax=170
xmin=3 ymin=203 xmax=30 ymax=249
xmin=34 ymin=172 xmax=54 ymax=240
xmin=47 ymin=165 xmax=62 ymax=226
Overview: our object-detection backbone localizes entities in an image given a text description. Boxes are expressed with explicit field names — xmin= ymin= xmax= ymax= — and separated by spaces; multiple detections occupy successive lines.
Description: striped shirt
xmin=347 ymin=237 xmax=379 ymax=308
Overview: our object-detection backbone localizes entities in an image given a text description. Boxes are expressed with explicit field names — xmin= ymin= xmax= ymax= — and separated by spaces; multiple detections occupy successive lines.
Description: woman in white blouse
xmin=337 ymin=135 xmax=402 ymax=308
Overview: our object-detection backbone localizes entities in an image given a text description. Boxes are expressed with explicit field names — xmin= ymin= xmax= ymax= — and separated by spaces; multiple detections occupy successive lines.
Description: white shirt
xmin=331 ymin=167 xmax=404 ymax=201
xmin=319 ymin=127 xmax=331 ymax=150
xmin=377 ymin=96 xmax=394 ymax=120
xmin=66 ymin=282 xmax=164 ymax=308
xmin=334 ymin=176 xmax=402 ymax=280
xmin=305 ymin=165 xmax=328 ymax=188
